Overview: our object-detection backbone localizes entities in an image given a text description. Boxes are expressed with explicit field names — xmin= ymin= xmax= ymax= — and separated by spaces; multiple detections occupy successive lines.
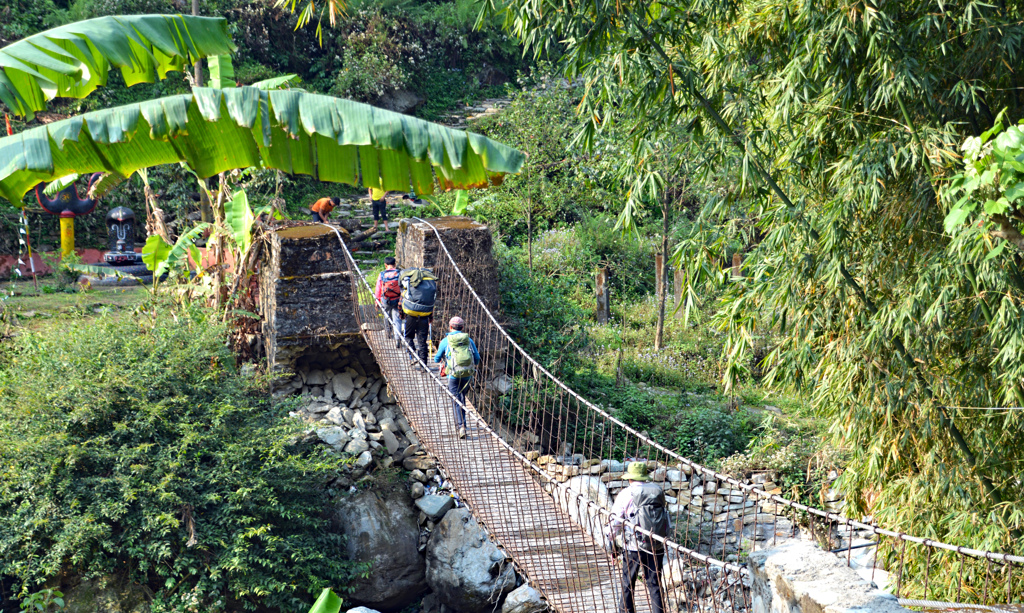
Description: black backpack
xmin=628 ymin=483 xmax=671 ymax=553
xmin=400 ymin=268 xmax=437 ymax=316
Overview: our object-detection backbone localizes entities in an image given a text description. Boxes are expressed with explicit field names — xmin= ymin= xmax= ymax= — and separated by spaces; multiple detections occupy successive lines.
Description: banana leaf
xmin=224 ymin=189 xmax=269 ymax=255
xmin=207 ymin=55 xmax=235 ymax=89
xmin=0 ymin=87 xmax=526 ymax=203
xmin=452 ymin=190 xmax=469 ymax=215
xmin=42 ymin=173 xmax=79 ymax=196
xmin=0 ymin=15 xmax=236 ymax=120
xmin=141 ymin=234 xmax=172 ymax=273
xmin=251 ymin=74 xmax=301 ymax=90
xmin=307 ymin=588 xmax=343 ymax=613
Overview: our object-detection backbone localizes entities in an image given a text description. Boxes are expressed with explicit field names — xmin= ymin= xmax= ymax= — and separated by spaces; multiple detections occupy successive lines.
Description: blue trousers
xmin=448 ymin=376 xmax=471 ymax=428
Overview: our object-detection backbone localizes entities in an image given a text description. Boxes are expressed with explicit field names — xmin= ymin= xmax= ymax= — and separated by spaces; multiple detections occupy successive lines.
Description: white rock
xmin=350 ymin=427 xmax=368 ymax=441
xmin=325 ymin=407 xmax=346 ymax=426
xmin=488 ymin=373 xmax=514 ymax=395
xmin=355 ymin=450 xmax=373 ymax=468
xmin=345 ymin=438 xmax=370 ymax=456
xmin=502 ymin=585 xmax=546 ymax=613
xmin=364 ymin=411 xmax=377 ymax=425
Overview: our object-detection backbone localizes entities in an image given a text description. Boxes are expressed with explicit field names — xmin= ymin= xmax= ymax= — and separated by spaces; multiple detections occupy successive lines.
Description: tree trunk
xmin=192 ymin=0 xmax=202 ymax=86
xmin=595 ymin=267 xmax=610 ymax=324
xmin=654 ymin=203 xmax=669 ymax=350
xmin=527 ymin=206 xmax=533 ymax=274
xmin=213 ymin=173 xmax=227 ymax=309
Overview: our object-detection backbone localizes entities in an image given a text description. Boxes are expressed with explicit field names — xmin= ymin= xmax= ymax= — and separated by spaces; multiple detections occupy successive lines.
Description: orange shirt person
xmin=310 ymin=197 xmax=339 ymax=222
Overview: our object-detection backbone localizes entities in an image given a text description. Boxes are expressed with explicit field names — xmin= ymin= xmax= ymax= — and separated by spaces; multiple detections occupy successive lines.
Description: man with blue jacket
xmin=433 ymin=316 xmax=481 ymax=439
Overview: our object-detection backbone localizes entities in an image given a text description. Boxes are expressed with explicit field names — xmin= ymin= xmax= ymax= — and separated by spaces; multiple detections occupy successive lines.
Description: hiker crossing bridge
xmin=328 ymin=218 xmax=1023 ymax=612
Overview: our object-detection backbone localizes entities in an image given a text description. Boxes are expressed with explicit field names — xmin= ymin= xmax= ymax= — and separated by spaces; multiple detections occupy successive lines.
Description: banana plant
xmin=141 ymin=223 xmax=209 ymax=285
xmin=307 ymin=588 xmax=343 ymax=613
xmin=0 ymin=15 xmax=235 ymax=119
xmin=0 ymin=87 xmax=525 ymax=204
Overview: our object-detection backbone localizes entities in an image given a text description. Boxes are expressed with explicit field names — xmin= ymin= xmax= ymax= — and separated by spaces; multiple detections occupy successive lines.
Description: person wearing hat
xmin=433 ymin=316 xmax=481 ymax=439
xmin=606 ymin=461 xmax=671 ymax=613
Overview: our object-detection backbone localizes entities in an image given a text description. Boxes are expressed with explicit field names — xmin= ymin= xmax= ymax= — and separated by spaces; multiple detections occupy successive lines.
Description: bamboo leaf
xmin=0 ymin=15 xmax=236 ymax=119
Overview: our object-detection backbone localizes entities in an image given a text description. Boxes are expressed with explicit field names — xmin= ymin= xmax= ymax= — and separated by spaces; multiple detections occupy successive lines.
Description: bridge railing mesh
xmin=328 ymin=219 xmax=1023 ymax=609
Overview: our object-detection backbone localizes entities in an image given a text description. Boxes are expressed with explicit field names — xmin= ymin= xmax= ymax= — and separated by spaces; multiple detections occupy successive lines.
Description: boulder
xmin=333 ymin=372 xmax=355 ymax=402
xmin=501 ymin=585 xmax=546 ymax=613
xmin=381 ymin=429 xmax=402 ymax=455
xmin=307 ymin=369 xmax=327 ymax=385
xmin=317 ymin=426 xmax=351 ymax=452
xmin=333 ymin=489 xmax=428 ymax=611
xmin=325 ymin=407 xmax=347 ymax=426
xmin=404 ymin=456 xmax=435 ymax=471
xmin=426 ymin=508 xmax=516 ymax=613
xmin=347 ymin=608 xmax=382 ymax=613
xmin=557 ymin=476 xmax=612 ymax=549
xmin=410 ymin=482 xmax=425 ymax=499
xmin=377 ymin=89 xmax=425 ymax=114
xmin=356 ymin=450 xmax=374 ymax=468
xmin=416 ymin=494 xmax=455 ymax=521
xmin=62 ymin=575 xmax=149 ymax=613
xmin=345 ymin=438 xmax=370 ymax=456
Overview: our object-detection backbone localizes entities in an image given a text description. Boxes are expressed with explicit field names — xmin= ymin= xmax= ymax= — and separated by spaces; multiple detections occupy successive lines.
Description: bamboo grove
xmin=490 ymin=0 xmax=1024 ymax=598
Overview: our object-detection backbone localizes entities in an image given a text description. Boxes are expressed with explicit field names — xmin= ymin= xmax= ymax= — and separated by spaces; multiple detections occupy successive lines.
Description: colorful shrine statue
xmin=34 ymin=173 xmax=103 ymax=257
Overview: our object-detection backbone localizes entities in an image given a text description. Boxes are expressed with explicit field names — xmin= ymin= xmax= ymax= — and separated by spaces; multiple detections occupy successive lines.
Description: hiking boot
xmin=458 ymin=427 xmax=466 ymax=439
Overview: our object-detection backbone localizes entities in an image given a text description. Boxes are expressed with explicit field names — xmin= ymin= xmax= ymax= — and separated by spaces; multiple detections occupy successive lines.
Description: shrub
xmin=0 ymin=300 xmax=361 ymax=612
xmin=495 ymin=243 xmax=587 ymax=371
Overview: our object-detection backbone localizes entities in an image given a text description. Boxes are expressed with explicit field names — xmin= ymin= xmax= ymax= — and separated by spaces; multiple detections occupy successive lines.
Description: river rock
xmin=501 ymin=585 xmax=546 ymax=613
xmin=333 ymin=489 xmax=428 ymax=611
xmin=426 ymin=507 xmax=516 ymax=612
xmin=346 ymin=608 xmax=382 ymax=613
xmin=416 ymin=494 xmax=455 ymax=521
xmin=410 ymin=482 xmax=425 ymax=499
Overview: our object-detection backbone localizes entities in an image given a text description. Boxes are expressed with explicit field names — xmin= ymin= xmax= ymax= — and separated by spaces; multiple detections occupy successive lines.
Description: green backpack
xmin=446 ymin=332 xmax=476 ymax=378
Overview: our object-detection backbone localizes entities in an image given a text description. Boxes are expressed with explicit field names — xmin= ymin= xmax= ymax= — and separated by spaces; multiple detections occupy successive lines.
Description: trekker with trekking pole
xmin=433 ymin=316 xmax=481 ymax=439
xmin=374 ymin=257 xmax=402 ymax=347
xmin=605 ymin=462 xmax=672 ymax=613
xmin=399 ymin=267 xmax=437 ymax=370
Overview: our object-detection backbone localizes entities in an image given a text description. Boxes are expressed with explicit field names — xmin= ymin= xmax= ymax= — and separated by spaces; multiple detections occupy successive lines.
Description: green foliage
xmin=19 ymin=588 xmax=65 ymax=612
xmin=495 ymin=243 xmax=586 ymax=369
xmin=0 ymin=0 xmax=62 ymax=47
xmin=0 ymin=301 xmax=362 ymax=612
xmin=498 ymin=0 xmax=1024 ymax=583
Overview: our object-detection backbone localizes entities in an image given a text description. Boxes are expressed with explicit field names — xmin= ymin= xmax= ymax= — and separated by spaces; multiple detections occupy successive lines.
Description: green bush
xmin=668 ymin=402 xmax=756 ymax=465
xmin=495 ymin=243 xmax=587 ymax=371
xmin=0 ymin=301 xmax=362 ymax=612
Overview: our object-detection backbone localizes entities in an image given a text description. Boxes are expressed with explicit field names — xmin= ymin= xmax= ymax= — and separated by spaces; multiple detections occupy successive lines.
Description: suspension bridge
xmin=325 ymin=218 xmax=1023 ymax=612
